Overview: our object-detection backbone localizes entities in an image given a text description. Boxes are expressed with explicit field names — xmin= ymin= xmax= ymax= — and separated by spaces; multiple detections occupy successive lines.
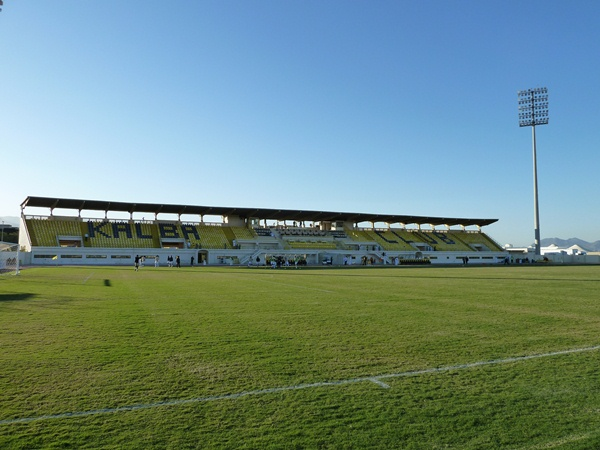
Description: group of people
xmin=135 ymin=254 xmax=181 ymax=270
xmin=360 ymin=256 xmax=377 ymax=266
xmin=263 ymin=255 xmax=307 ymax=268
xmin=134 ymin=255 xmax=145 ymax=271
xmin=166 ymin=255 xmax=181 ymax=268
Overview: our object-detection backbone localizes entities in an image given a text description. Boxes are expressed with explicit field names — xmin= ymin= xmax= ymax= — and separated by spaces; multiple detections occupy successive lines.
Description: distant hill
xmin=541 ymin=238 xmax=600 ymax=252
xmin=0 ymin=217 xmax=19 ymax=244
xmin=0 ymin=216 xmax=20 ymax=227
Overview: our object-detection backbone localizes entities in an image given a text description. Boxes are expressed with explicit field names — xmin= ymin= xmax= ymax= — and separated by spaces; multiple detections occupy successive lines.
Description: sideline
xmin=2 ymin=344 xmax=599 ymax=426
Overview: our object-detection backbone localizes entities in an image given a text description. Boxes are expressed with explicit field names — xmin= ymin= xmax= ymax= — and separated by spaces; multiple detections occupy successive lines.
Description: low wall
xmin=546 ymin=254 xmax=600 ymax=264
xmin=24 ymin=247 xmax=511 ymax=267
xmin=27 ymin=248 xmax=200 ymax=267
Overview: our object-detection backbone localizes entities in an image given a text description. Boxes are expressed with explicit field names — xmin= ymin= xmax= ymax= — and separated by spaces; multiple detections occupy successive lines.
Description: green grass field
xmin=1 ymin=265 xmax=600 ymax=449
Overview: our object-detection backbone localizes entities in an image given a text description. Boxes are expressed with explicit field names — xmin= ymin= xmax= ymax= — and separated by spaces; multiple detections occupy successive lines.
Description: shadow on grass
xmin=104 ymin=279 xmax=111 ymax=287
xmin=0 ymin=293 xmax=37 ymax=302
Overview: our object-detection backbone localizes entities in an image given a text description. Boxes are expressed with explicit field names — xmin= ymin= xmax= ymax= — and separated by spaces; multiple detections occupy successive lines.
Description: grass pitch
xmin=1 ymin=265 xmax=600 ymax=449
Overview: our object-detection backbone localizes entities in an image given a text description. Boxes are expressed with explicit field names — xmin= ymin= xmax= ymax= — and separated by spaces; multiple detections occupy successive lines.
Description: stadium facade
xmin=18 ymin=196 xmax=508 ymax=267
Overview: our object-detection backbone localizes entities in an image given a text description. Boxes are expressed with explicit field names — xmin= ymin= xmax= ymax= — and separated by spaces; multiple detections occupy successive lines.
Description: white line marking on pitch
xmin=368 ymin=378 xmax=391 ymax=388
xmin=82 ymin=272 xmax=95 ymax=284
xmin=1 ymin=344 xmax=599 ymax=426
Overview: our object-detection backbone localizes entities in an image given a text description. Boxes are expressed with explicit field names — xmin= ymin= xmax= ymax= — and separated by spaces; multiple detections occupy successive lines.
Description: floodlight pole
xmin=531 ymin=125 xmax=541 ymax=256
xmin=518 ymin=87 xmax=549 ymax=257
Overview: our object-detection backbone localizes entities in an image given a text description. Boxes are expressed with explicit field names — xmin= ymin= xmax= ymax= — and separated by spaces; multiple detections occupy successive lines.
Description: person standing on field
xmin=176 ymin=255 xmax=181 ymax=268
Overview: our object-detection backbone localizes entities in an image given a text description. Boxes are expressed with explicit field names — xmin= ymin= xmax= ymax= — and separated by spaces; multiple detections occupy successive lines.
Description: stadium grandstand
xmin=18 ymin=196 xmax=508 ymax=267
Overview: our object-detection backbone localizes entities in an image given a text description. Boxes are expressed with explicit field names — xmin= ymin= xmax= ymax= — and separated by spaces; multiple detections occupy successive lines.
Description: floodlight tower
xmin=518 ymin=87 xmax=549 ymax=257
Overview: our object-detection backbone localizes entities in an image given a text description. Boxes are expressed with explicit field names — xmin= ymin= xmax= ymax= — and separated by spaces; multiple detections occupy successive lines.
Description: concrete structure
xmin=19 ymin=196 xmax=509 ymax=267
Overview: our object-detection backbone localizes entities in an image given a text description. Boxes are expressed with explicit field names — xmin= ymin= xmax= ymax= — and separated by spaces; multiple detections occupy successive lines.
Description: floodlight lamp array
xmin=517 ymin=87 xmax=549 ymax=127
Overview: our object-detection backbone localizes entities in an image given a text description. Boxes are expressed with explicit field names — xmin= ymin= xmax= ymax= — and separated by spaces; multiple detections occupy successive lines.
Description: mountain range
xmin=541 ymin=238 xmax=600 ymax=252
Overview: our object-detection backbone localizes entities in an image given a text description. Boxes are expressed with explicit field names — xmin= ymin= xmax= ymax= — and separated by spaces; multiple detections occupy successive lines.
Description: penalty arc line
xmin=1 ymin=344 xmax=599 ymax=426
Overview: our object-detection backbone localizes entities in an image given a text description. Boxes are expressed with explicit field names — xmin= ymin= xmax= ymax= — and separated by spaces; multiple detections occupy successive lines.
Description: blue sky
xmin=1 ymin=1 xmax=599 ymax=246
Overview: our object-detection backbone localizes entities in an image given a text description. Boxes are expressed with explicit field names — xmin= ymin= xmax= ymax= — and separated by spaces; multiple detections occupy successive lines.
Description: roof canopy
xmin=20 ymin=196 xmax=498 ymax=227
